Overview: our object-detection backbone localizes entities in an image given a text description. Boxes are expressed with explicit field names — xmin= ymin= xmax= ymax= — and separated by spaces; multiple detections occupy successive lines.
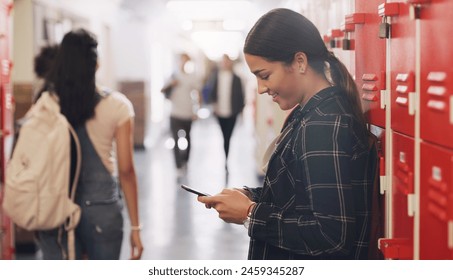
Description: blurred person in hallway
xmin=161 ymin=53 xmax=200 ymax=176
xmin=207 ymin=54 xmax=245 ymax=174
xmin=36 ymin=29 xmax=143 ymax=260
xmin=199 ymin=8 xmax=375 ymax=260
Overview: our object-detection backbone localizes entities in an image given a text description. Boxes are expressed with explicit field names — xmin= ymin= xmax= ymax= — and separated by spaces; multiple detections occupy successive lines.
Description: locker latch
xmin=378 ymin=2 xmax=400 ymax=39
xmin=407 ymin=0 xmax=431 ymax=20
xmin=329 ymin=29 xmax=344 ymax=49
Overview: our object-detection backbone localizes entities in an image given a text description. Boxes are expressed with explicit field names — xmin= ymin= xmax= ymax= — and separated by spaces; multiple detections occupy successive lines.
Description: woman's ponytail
xmin=326 ymin=52 xmax=368 ymax=139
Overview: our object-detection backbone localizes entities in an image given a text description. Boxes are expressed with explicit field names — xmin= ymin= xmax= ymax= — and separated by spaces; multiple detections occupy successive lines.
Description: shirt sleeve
xmin=248 ymin=115 xmax=356 ymax=256
xmin=112 ymin=92 xmax=135 ymax=126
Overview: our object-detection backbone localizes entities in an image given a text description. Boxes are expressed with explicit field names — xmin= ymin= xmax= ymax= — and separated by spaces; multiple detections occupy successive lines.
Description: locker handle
xmin=380 ymin=90 xmax=387 ymax=109
xmin=408 ymin=193 xmax=415 ymax=217
xmin=379 ymin=156 xmax=386 ymax=194
xmin=408 ymin=92 xmax=416 ymax=116
xmin=450 ymin=96 xmax=453 ymax=125
xmin=448 ymin=221 xmax=453 ymax=249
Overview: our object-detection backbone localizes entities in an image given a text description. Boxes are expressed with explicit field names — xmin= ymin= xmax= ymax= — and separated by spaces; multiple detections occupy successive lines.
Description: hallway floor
xmin=120 ymin=110 xmax=260 ymax=259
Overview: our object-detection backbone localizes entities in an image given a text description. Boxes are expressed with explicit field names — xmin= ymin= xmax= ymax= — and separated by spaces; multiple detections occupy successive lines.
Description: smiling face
xmin=245 ymin=53 xmax=304 ymax=110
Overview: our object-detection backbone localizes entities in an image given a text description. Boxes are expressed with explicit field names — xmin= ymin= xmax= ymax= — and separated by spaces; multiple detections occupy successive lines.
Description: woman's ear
xmin=294 ymin=52 xmax=307 ymax=74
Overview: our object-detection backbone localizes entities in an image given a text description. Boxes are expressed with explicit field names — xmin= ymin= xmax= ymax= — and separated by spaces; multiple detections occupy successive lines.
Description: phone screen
xmin=180 ymin=184 xmax=211 ymax=196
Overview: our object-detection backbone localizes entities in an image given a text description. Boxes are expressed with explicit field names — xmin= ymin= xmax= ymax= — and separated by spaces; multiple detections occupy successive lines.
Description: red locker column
xmin=417 ymin=0 xmax=453 ymax=260
xmin=380 ymin=132 xmax=414 ymax=259
xmin=383 ymin=1 xmax=417 ymax=137
xmin=351 ymin=0 xmax=386 ymax=128
xmin=420 ymin=142 xmax=453 ymax=259
xmin=0 ymin=0 xmax=14 ymax=260
xmin=420 ymin=0 xmax=453 ymax=150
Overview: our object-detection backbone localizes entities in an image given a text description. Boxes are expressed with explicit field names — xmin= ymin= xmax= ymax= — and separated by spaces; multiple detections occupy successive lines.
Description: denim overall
xmin=37 ymin=125 xmax=124 ymax=259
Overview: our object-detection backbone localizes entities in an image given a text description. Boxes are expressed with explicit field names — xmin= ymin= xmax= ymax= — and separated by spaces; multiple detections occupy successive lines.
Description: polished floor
xmin=17 ymin=106 xmax=261 ymax=260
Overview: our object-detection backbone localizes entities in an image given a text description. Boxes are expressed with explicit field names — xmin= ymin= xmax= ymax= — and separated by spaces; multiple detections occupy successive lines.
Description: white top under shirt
xmin=85 ymin=91 xmax=135 ymax=175
xmin=215 ymin=70 xmax=233 ymax=118
xmin=170 ymin=72 xmax=198 ymax=120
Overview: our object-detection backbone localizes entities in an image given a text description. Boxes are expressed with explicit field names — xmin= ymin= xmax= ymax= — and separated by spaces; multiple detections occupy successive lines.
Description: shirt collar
xmin=283 ymin=86 xmax=339 ymax=129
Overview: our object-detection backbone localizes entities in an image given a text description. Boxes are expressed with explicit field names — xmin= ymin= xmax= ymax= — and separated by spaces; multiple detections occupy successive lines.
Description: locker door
xmin=387 ymin=1 xmax=416 ymax=137
xmin=0 ymin=0 xmax=14 ymax=260
xmin=381 ymin=132 xmax=414 ymax=259
xmin=419 ymin=0 xmax=453 ymax=150
xmin=353 ymin=0 xmax=386 ymax=128
xmin=420 ymin=142 xmax=453 ymax=259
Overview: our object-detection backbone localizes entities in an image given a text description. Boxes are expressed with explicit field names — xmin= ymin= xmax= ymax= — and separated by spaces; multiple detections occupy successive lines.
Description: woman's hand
xmin=197 ymin=188 xmax=254 ymax=224
xmin=130 ymin=230 xmax=143 ymax=260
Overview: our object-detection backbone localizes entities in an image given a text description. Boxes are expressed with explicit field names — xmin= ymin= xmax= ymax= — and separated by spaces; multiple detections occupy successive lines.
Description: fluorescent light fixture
xmin=166 ymin=0 xmax=252 ymax=20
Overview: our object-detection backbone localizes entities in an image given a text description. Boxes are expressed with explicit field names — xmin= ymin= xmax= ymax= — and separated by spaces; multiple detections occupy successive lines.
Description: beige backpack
xmin=2 ymin=92 xmax=81 ymax=259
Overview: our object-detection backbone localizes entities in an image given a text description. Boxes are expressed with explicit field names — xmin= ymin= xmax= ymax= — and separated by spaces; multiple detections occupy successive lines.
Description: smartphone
xmin=180 ymin=184 xmax=211 ymax=197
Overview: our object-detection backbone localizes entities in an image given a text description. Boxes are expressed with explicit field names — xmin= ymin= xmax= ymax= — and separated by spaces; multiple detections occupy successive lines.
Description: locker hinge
xmin=408 ymin=91 xmax=417 ymax=116
xmin=379 ymin=175 xmax=387 ymax=194
xmin=407 ymin=193 xmax=416 ymax=217
xmin=380 ymin=89 xmax=388 ymax=109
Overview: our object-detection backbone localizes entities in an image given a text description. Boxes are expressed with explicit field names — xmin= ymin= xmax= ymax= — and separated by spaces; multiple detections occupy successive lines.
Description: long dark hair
xmin=45 ymin=28 xmax=100 ymax=128
xmin=244 ymin=8 xmax=367 ymax=136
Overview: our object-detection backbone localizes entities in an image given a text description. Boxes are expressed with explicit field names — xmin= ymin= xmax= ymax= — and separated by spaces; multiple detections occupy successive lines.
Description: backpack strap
xmin=64 ymin=123 xmax=81 ymax=260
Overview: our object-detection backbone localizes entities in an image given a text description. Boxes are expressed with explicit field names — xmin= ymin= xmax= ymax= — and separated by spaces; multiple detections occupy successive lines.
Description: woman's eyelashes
xmin=259 ymin=73 xmax=270 ymax=80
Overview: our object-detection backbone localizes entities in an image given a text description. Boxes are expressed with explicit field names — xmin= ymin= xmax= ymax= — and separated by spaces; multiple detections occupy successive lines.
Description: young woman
xmin=36 ymin=29 xmax=143 ymax=259
xmin=198 ymin=8 xmax=374 ymax=260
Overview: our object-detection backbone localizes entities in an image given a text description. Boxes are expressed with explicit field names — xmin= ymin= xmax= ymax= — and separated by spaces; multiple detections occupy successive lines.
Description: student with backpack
xmin=34 ymin=29 xmax=143 ymax=259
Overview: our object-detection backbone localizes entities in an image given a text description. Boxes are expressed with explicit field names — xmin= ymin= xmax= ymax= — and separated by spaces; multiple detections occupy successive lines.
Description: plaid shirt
xmin=246 ymin=86 xmax=373 ymax=259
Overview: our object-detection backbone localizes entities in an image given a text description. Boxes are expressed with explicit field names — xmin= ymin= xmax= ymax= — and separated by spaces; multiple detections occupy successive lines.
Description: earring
xmin=299 ymin=67 xmax=305 ymax=74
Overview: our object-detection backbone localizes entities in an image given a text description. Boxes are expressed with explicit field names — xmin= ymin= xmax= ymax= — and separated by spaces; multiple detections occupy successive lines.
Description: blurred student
xmin=161 ymin=53 xmax=200 ymax=175
xmin=36 ymin=29 xmax=143 ymax=260
xmin=208 ymin=54 xmax=245 ymax=172
xmin=198 ymin=8 xmax=375 ymax=260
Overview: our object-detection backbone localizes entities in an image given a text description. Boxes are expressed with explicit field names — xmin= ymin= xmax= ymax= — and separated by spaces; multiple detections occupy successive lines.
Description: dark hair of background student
xmin=45 ymin=29 xmax=100 ymax=128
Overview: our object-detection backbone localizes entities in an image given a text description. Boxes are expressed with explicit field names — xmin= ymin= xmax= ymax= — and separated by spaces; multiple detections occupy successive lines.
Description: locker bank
xmin=0 ymin=0 xmax=452 ymax=260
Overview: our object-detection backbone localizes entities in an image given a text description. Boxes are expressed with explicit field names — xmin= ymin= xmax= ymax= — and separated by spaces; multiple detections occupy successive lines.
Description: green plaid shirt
xmin=246 ymin=86 xmax=373 ymax=259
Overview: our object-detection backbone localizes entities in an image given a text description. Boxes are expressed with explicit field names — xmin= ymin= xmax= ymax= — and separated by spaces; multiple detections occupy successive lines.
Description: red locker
xmin=420 ymin=142 xmax=453 ymax=259
xmin=0 ymin=0 xmax=14 ymax=260
xmin=387 ymin=1 xmax=416 ymax=137
xmin=352 ymin=0 xmax=386 ymax=128
xmin=381 ymin=132 xmax=414 ymax=259
xmin=419 ymin=0 xmax=453 ymax=150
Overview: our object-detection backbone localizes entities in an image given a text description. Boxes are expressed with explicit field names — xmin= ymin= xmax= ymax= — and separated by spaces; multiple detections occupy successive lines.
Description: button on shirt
xmin=246 ymin=86 xmax=372 ymax=260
